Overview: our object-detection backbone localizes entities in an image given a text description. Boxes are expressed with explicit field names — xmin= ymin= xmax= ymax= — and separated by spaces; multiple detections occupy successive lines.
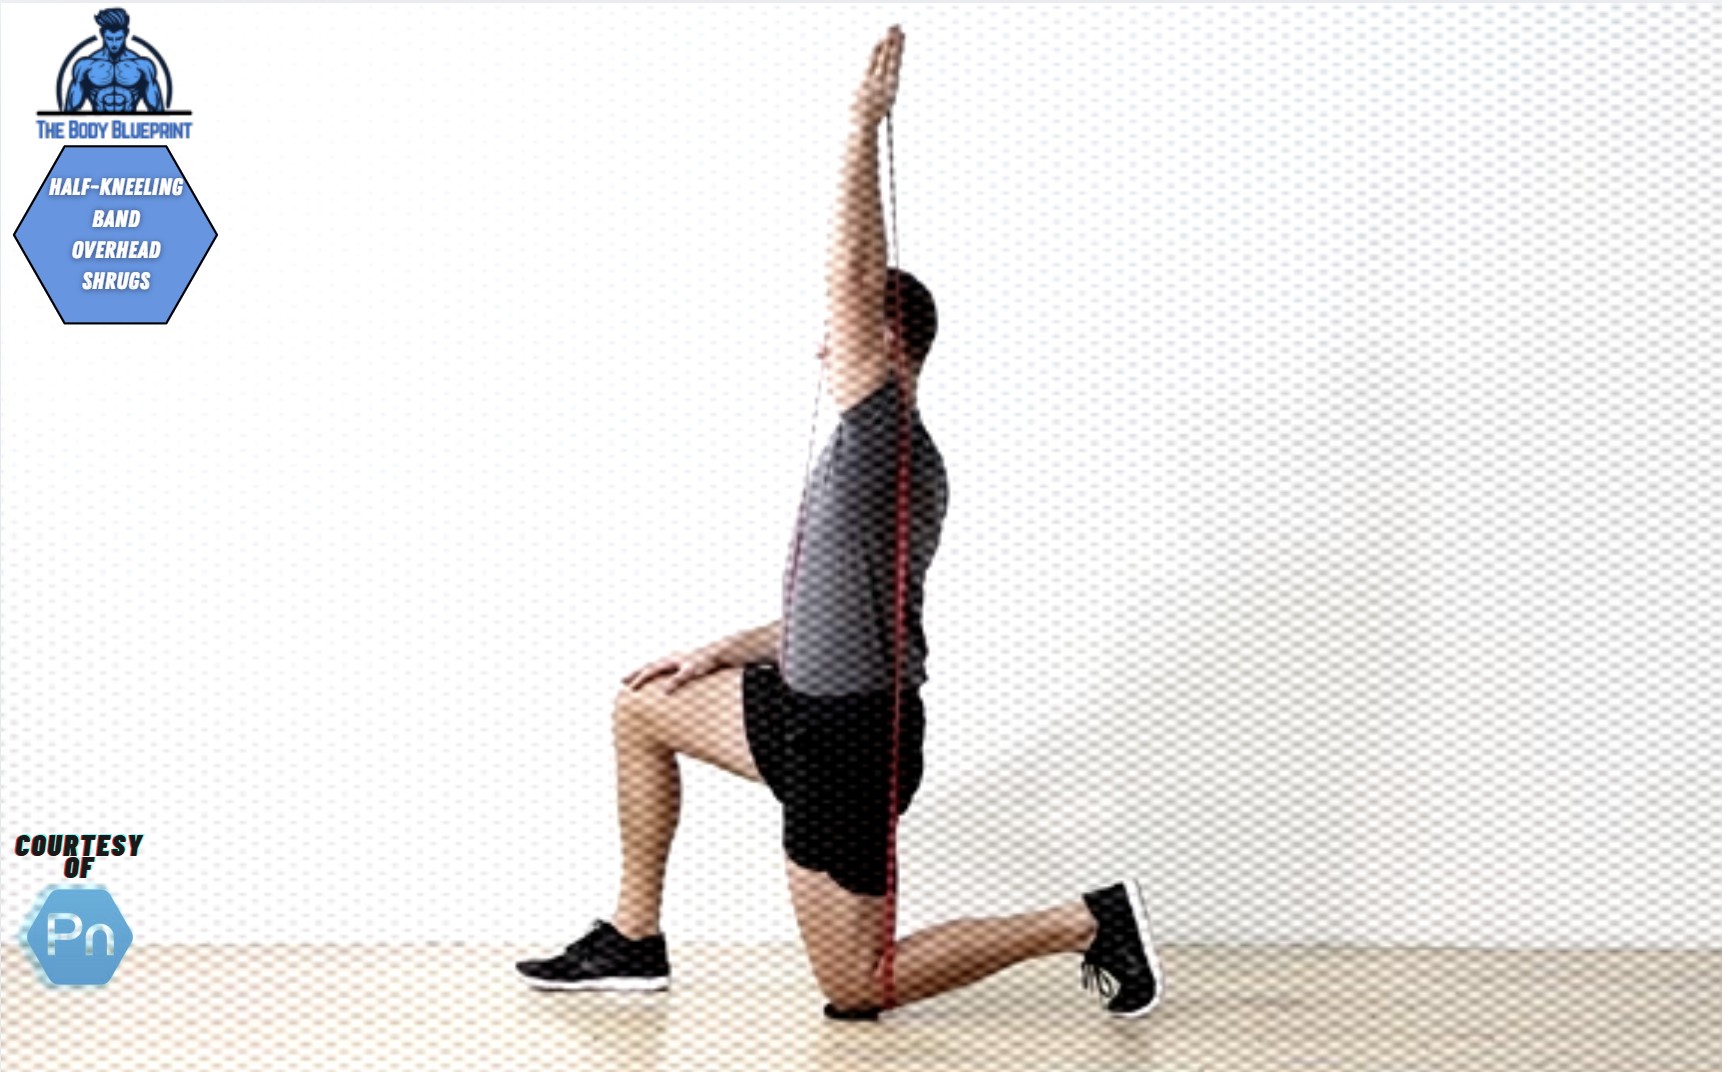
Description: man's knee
xmin=815 ymin=951 xmax=890 ymax=1012
xmin=821 ymin=972 xmax=882 ymax=1014
xmin=611 ymin=685 xmax=657 ymax=742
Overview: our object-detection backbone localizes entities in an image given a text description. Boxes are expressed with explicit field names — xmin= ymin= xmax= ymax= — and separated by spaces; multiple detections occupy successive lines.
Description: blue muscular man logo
xmin=67 ymin=9 xmax=160 ymax=113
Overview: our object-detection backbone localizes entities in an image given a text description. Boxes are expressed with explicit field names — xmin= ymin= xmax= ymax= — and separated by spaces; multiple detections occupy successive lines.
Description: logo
xmin=18 ymin=886 xmax=134 ymax=987
xmin=36 ymin=7 xmax=192 ymax=140
xmin=56 ymin=7 xmax=183 ymax=113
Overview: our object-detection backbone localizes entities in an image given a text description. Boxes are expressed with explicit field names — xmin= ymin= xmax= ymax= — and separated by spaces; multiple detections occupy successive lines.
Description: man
xmin=517 ymin=26 xmax=1163 ymax=1021
xmin=67 ymin=9 xmax=163 ymax=113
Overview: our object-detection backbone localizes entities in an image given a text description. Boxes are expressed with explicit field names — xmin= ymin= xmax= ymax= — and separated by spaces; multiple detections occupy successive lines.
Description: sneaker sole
xmin=1111 ymin=878 xmax=1164 ymax=1019
xmin=516 ymin=972 xmax=669 ymax=992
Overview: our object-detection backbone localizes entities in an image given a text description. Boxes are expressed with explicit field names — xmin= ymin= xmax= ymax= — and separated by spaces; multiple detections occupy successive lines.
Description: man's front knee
xmin=611 ymin=685 xmax=655 ymax=741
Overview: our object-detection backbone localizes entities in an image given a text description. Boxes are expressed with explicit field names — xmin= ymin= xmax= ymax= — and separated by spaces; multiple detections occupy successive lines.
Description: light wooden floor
xmin=4 ymin=943 xmax=1718 ymax=1071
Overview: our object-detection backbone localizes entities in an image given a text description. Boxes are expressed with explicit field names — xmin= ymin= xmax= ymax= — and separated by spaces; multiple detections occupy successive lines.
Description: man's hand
xmin=622 ymin=645 xmax=725 ymax=694
xmin=851 ymin=25 xmax=904 ymax=128
xmin=622 ymin=623 xmax=778 ymax=693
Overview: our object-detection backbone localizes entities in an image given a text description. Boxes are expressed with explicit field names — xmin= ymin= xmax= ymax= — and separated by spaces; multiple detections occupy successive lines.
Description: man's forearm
xmin=827 ymin=121 xmax=887 ymax=288
xmin=715 ymin=621 xmax=781 ymax=666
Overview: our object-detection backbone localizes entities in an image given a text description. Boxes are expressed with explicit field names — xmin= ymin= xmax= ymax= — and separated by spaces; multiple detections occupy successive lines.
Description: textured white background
xmin=2 ymin=3 xmax=1717 ymax=948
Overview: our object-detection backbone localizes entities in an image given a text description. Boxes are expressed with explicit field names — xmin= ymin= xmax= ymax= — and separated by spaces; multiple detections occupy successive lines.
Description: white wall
xmin=2 ymin=2 xmax=1716 ymax=949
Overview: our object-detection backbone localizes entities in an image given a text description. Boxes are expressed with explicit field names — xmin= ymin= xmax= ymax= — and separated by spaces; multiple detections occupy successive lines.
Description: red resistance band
xmin=782 ymin=112 xmax=912 ymax=1014
xmin=879 ymin=111 xmax=910 ymax=1011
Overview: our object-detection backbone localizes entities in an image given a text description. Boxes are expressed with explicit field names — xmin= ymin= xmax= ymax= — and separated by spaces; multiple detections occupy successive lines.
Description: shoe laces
xmin=1081 ymin=956 xmax=1118 ymax=1003
xmin=563 ymin=920 xmax=609 ymax=957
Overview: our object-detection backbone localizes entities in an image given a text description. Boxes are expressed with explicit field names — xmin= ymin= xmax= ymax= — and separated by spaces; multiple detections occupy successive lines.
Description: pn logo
xmin=18 ymin=886 xmax=134 ymax=987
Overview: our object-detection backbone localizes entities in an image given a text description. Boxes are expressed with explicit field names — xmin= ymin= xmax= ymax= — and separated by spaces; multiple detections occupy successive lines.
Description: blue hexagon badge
xmin=13 ymin=144 xmax=216 ymax=324
xmin=19 ymin=886 xmax=134 ymax=987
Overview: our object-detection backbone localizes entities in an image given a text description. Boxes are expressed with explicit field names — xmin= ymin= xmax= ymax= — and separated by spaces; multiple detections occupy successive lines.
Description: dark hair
xmin=884 ymin=268 xmax=937 ymax=368
xmin=95 ymin=8 xmax=130 ymax=31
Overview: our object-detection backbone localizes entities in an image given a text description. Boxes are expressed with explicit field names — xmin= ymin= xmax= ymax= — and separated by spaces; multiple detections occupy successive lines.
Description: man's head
xmin=883 ymin=268 xmax=937 ymax=371
xmin=95 ymin=8 xmax=129 ymax=51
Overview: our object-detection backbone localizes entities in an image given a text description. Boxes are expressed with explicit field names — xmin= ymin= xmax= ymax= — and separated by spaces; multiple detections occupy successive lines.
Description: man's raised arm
xmin=824 ymin=27 xmax=904 ymax=412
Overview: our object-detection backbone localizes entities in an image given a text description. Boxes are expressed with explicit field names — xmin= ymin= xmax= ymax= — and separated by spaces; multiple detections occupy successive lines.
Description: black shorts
xmin=742 ymin=663 xmax=926 ymax=898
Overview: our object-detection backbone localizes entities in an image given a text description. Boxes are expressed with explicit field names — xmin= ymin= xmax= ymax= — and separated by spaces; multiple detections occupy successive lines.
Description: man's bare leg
xmin=887 ymin=900 xmax=1098 ymax=1005
xmin=610 ymin=667 xmax=760 ymax=940
xmin=787 ymin=861 xmax=1097 ymax=1011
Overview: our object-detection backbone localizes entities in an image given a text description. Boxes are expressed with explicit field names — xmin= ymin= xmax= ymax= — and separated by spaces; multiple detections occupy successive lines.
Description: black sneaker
xmin=515 ymin=920 xmax=670 ymax=991
xmin=1080 ymin=879 xmax=1163 ymax=1018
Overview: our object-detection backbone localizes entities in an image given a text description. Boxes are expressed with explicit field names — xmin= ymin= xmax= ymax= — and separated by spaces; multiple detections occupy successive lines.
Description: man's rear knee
xmin=821 ymin=977 xmax=881 ymax=1013
xmin=816 ymin=958 xmax=884 ymax=1012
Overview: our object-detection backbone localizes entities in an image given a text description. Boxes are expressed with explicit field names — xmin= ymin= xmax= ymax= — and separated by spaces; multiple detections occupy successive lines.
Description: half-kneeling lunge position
xmin=517 ymin=25 xmax=1163 ymax=1021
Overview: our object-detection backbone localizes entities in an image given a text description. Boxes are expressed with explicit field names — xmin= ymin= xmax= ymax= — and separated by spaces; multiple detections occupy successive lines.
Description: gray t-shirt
xmin=781 ymin=380 xmax=947 ymax=696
